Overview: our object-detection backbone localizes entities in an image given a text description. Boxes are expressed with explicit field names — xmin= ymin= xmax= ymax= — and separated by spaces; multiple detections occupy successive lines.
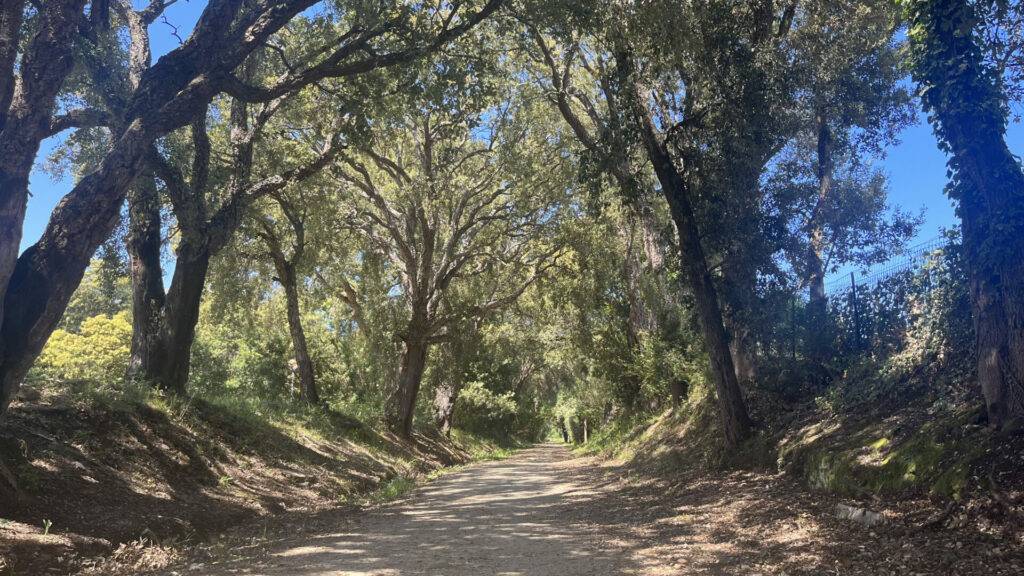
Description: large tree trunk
xmin=156 ymin=246 xmax=210 ymax=393
xmin=126 ymin=175 xmax=166 ymax=383
xmin=126 ymin=226 xmax=210 ymax=394
xmin=970 ymin=251 xmax=1024 ymax=432
xmin=279 ymin=263 xmax=319 ymax=405
xmin=666 ymin=190 xmax=754 ymax=447
xmin=620 ymin=53 xmax=753 ymax=447
xmin=0 ymin=2 xmax=86 ymax=415
xmin=156 ymin=243 xmax=208 ymax=391
xmin=388 ymin=336 xmax=430 ymax=438
xmin=909 ymin=0 xmax=1024 ymax=431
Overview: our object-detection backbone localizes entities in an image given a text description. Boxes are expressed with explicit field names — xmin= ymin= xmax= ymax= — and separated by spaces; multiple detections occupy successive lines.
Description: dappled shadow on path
xmin=189 ymin=444 xmax=639 ymax=576
xmin=163 ymin=442 xmax=1024 ymax=575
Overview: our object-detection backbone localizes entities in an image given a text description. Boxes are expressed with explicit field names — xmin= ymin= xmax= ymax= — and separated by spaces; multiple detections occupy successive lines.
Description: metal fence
xmin=821 ymin=235 xmax=953 ymax=358
xmin=823 ymin=236 xmax=949 ymax=297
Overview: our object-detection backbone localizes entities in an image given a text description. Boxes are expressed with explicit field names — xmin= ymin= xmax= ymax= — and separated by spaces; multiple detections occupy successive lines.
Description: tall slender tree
xmin=252 ymin=193 xmax=321 ymax=405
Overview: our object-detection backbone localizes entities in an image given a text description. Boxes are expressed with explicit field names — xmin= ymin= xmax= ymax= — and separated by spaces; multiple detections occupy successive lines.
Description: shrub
xmin=454 ymin=380 xmax=519 ymax=435
xmin=33 ymin=312 xmax=132 ymax=386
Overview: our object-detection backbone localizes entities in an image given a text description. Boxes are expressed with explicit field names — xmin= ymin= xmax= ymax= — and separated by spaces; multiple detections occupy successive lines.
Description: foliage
xmin=11 ymin=0 xmax=1015 ymax=464
xmin=32 ymin=312 xmax=133 ymax=387
xmin=453 ymin=381 xmax=519 ymax=435
xmin=58 ymin=251 xmax=131 ymax=333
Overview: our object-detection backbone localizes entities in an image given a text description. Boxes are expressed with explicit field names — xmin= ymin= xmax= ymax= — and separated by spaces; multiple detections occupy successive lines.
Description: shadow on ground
xmin=165 ymin=443 xmax=1024 ymax=576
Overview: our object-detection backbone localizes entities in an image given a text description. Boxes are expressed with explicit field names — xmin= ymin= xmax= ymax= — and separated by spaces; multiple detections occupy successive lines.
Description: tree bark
xmin=126 ymin=216 xmax=213 ymax=393
xmin=0 ymin=1 xmax=83 ymax=371
xmin=126 ymin=174 xmax=166 ymax=384
xmin=158 ymin=249 xmax=209 ymax=393
xmin=139 ymin=245 xmax=210 ymax=393
xmin=619 ymin=52 xmax=753 ymax=447
xmin=909 ymin=0 xmax=1024 ymax=431
xmin=125 ymin=168 xmax=211 ymax=393
xmin=279 ymin=262 xmax=319 ymax=405
xmin=433 ymin=378 xmax=461 ymax=437
xmin=388 ymin=336 xmax=431 ymax=438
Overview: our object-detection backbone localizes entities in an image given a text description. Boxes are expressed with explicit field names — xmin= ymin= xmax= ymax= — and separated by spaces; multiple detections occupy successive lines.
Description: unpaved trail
xmin=178 ymin=444 xmax=643 ymax=575
xmin=160 ymin=443 xmax=1024 ymax=576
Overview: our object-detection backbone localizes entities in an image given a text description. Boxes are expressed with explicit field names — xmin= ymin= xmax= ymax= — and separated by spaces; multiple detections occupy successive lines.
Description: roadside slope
xmin=0 ymin=393 xmax=491 ymax=575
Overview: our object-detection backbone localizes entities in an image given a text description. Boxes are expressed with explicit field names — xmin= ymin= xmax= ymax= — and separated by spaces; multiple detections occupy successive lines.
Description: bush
xmin=33 ymin=312 xmax=132 ymax=386
xmin=454 ymin=381 xmax=518 ymax=435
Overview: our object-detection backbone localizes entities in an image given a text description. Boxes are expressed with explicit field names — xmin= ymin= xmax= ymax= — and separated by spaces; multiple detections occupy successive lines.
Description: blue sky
xmin=19 ymin=3 xmax=1024 ymax=287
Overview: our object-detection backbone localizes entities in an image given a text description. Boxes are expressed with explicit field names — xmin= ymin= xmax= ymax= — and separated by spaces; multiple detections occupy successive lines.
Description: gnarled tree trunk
xmin=157 ymin=247 xmax=210 ymax=393
xmin=125 ymin=170 xmax=210 ymax=394
xmin=126 ymin=175 xmax=166 ymax=384
xmin=127 ymin=235 xmax=210 ymax=393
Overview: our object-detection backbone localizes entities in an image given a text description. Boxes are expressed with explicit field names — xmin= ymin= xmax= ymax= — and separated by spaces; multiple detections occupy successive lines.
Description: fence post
xmin=850 ymin=272 xmax=861 ymax=351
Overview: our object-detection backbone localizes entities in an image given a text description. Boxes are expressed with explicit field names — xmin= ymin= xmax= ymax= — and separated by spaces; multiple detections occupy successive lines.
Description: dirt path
xmin=158 ymin=443 xmax=1024 ymax=576
xmin=171 ymin=444 xmax=641 ymax=575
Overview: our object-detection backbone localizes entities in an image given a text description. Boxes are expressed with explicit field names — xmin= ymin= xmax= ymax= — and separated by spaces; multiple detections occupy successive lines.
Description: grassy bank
xmin=577 ymin=370 xmax=1022 ymax=508
xmin=0 ymin=385 xmax=511 ymax=575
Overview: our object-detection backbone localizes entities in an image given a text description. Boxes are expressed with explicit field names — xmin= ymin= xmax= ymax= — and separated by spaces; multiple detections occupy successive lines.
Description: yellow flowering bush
xmin=35 ymin=312 xmax=132 ymax=385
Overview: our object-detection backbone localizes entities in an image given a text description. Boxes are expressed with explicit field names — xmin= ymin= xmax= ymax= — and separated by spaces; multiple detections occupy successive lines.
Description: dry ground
xmin=0 ymin=397 xmax=468 ymax=575
xmin=152 ymin=443 xmax=1024 ymax=576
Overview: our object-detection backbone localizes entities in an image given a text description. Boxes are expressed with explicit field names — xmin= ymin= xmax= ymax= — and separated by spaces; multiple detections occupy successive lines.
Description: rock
xmin=835 ymin=503 xmax=886 ymax=527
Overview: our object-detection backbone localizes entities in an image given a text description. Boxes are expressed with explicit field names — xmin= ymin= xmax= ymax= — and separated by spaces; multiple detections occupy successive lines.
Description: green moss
xmin=787 ymin=411 xmax=987 ymax=499
xmin=803 ymin=450 xmax=859 ymax=493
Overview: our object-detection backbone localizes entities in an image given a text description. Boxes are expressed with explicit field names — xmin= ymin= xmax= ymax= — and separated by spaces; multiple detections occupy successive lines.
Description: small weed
xmin=369 ymin=475 xmax=416 ymax=504
xmin=218 ymin=474 xmax=234 ymax=487
xmin=42 ymin=519 xmax=52 ymax=536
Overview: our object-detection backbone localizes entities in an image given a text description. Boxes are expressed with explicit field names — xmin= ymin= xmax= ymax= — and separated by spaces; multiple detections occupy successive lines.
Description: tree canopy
xmin=4 ymin=0 xmax=1024 ymax=447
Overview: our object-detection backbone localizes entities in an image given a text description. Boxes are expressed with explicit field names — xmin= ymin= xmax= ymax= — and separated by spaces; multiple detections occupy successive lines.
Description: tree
xmin=127 ymin=96 xmax=343 ymax=393
xmin=431 ymin=317 xmax=480 ymax=436
xmin=610 ymin=0 xmax=807 ymax=446
xmin=524 ymin=27 xmax=675 ymax=411
xmin=335 ymin=102 xmax=566 ymax=437
xmin=616 ymin=47 xmax=754 ymax=447
xmin=904 ymin=0 xmax=1024 ymax=431
xmin=251 ymin=193 xmax=321 ymax=405
xmin=520 ymin=1 xmax=805 ymax=446
xmin=0 ymin=0 xmax=506 ymax=416
xmin=773 ymin=0 xmax=915 ymax=359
